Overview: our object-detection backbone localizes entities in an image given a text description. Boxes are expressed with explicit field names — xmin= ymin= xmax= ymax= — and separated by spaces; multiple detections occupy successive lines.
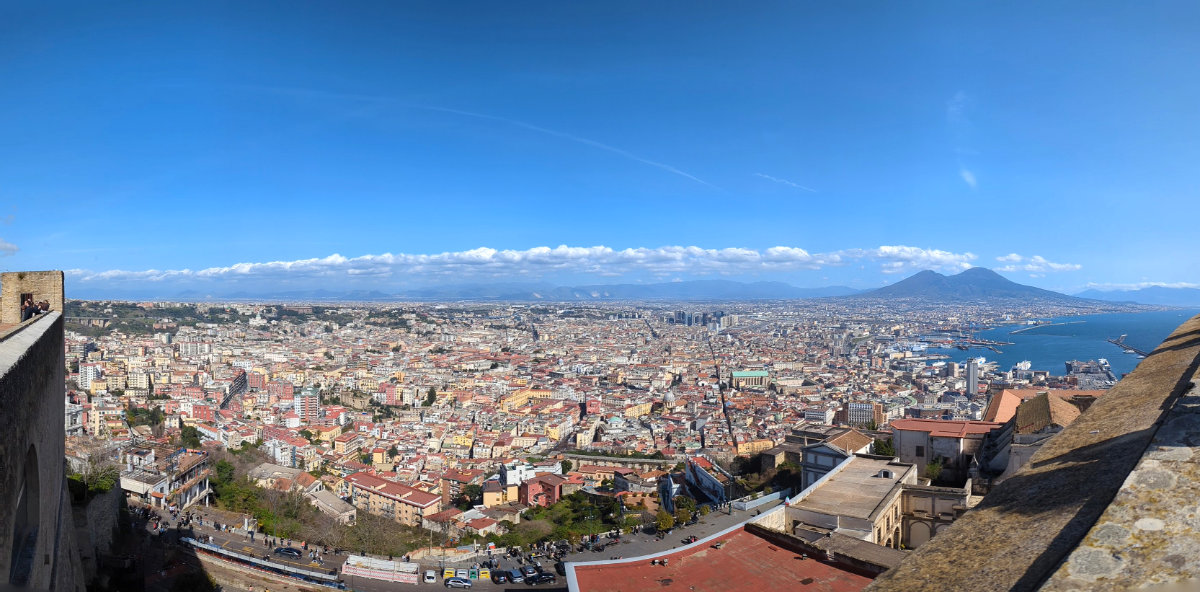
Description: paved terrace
xmin=868 ymin=313 xmax=1200 ymax=592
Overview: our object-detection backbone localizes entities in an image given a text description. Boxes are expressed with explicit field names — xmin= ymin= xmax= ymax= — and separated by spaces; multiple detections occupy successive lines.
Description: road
xmin=146 ymin=498 xmax=780 ymax=592
xmin=558 ymin=498 xmax=783 ymax=564
xmin=154 ymin=504 xmax=564 ymax=592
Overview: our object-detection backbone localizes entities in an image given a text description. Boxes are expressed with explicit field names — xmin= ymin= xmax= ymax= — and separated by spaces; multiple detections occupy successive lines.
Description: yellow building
xmin=345 ymin=473 xmax=442 ymax=527
xmin=737 ymin=438 xmax=775 ymax=456
xmin=314 ymin=424 xmax=344 ymax=442
xmin=482 ymin=480 xmax=519 ymax=508
xmin=623 ymin=402 xmax=652 ymax=418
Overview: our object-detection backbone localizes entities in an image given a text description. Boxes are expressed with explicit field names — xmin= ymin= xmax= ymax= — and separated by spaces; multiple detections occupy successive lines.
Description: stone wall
xmin=74 ymin=486 xmax=123 ymax=582
xmin=0 ymin=270 xmax=65 ymax=325
xmin=0 ymin=311 xmax=84 ymax=590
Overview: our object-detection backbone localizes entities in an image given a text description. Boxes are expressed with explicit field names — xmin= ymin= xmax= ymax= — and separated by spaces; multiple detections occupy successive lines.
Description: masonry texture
xmin=0 ymin=311 xmax=84 ymax=590
xmin=1 ymin=270 xmax=66 ymax=325
xmin=867 ymin=313 xmax=1200 ymax=592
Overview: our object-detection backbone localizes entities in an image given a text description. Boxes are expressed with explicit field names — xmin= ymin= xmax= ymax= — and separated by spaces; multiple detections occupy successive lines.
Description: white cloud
xmin=833 ymin=246 xmax=977 ymax=274
xmin=66 ymin=244 xmax=981 ymax=285
xmin=995 ymin=254 xmax=1081 ymax=273
xmin=754 ymin=173 xmax=817 ymax=193
xmin=0 ymin=238 xmax=17 ymax=256
xmin=960 ymin=168 xmax=977 ymax=189
xmin=1084 ymin=281 xmax=1200 ymax=291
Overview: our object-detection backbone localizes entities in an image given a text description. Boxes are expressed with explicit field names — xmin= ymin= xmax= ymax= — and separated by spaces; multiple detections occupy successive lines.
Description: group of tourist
xmin=20 ymin=297 xmax=49 ymax=321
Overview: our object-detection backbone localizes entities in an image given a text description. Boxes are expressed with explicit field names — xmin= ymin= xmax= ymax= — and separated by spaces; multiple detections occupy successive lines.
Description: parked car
xmin=520 ymin=565 xmax=539 ymax=577
xmin=491 ymin=571 xmax=509 ymax=584
xmin=525 ymin=572 xmax=557 ymax=586
xmin=444 ymin=577 xmax=472 ymax=589
xmin=507 ymin=570 xmax=525 ymax=583
xmin=554 ymin=561 xmax=567 ymax=576
xmin=273 ymin=547 xmax=302 ymax=559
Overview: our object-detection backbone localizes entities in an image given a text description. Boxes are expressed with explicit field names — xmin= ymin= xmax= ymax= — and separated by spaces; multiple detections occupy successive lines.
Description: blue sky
xmin=2 ymin=2 xmax=1198 ymax=297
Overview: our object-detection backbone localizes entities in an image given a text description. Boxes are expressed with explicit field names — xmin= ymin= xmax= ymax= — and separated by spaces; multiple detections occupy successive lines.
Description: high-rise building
xmin=966 ymin=359 xmax=979 ymax=397
xmin=295 ymin=387 xmax=320 ymax=423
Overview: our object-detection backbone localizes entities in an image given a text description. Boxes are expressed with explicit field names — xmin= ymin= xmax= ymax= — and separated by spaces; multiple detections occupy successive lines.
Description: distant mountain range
xmin=1074 ymin=286 xmax=1200 ymax=307
xmin=70 ymin=280 xmax=862 ymax=302
xmin=852 ymin=268 xmax=1096 ymax=304
xmin=68 ymin=269 xmax=1175 ymax=306
xmin=408 ymin=280 xmax=863 ymax=301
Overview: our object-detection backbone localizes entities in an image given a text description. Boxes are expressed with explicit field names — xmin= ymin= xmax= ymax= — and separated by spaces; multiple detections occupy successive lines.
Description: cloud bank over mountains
xmin=63 ymin=244 xmax=1083 ymax=294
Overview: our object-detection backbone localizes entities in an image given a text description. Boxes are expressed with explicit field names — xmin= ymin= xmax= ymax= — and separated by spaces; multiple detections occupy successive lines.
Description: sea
xmin=929 ymin=309 xmax=1200 ymax=377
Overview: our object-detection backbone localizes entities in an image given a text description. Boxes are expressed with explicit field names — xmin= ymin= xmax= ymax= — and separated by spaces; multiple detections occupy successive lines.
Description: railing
xmin=731 ymin=488 xmax=791 ymax=511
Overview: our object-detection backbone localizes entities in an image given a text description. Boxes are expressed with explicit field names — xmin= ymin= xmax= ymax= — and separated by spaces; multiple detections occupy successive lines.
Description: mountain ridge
xmin=68 ymin=279 xmax=862 ymax=302
xmin=852 ymin=267 xmax=1091 ymax=303
xmin=1075 ymin=286 xmax=1200 ymax=307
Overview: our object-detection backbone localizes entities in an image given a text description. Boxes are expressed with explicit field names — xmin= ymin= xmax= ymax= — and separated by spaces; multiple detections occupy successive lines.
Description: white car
xmin=424 ymin=570 xmax=437 ymax=583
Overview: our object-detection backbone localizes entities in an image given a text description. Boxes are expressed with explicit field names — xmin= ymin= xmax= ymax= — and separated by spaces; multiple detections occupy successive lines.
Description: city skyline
xmin=2 ymin=2 xmax=1198 ymax=295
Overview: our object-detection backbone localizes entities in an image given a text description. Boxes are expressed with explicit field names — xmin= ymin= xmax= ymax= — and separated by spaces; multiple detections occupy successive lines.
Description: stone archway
xmin=908 ymin=521 xmax=931 ymax=548
xmin=8 ymin=445 xmax=40 ymax=586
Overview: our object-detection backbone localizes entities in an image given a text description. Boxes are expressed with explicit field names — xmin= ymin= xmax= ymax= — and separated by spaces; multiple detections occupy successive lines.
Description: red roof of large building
xmin=569 ymin=527 xmax=871 ymax=592
xmin=344 ymin=471 xmax=441 ymax=507
xmin=889 ymin=418 xmax=1003 ymax=438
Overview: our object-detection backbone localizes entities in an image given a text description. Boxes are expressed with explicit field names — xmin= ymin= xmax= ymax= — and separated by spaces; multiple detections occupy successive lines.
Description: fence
xmin=731 ymin=488 xmax=790 ymax=511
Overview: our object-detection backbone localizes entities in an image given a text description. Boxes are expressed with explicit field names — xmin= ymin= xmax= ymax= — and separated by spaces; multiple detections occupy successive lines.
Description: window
xmin=916 ymin=446 xmax=925 ymax=457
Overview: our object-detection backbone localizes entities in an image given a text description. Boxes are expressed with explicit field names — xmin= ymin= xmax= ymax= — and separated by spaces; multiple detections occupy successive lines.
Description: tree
xmin=560 ymin=459 xmax=573 ymax=473
xmin=925 ymin=458 xmax=943 ymax=482
xmin=387 ymin=445 xmax=399 ymax=460
xmin=422 ymin=387 xmax=437 ymax=407
xmin=300 ymin=429 xmax=315 ymax=442
xmin=655 ymin=510 xmax=675 ymax=532
xmin=461 ymin=484 xmax=483 ymax=506
xmin=874 ymin=438 xmax=896 ymax=457
xmin=674 ymin=507 xmax=692 ymax=525
xmin=180 ymin=425 xmax=202 ymax=449
xmin=214 ymin=460 xmax=236 ymax=485
xmin=77 ymin=458 xmax=121 ymax=498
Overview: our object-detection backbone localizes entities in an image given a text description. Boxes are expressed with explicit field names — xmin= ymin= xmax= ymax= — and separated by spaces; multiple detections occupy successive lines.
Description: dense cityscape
xmin=47 ymin=279 xmax=1163 ymax=591
xmin=4 ymin=3 xmax=1199 ymax=591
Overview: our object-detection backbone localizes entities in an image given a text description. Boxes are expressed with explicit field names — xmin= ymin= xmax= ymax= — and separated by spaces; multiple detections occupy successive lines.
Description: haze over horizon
xmin=2 ymin=2 xmax=1198 ymax=295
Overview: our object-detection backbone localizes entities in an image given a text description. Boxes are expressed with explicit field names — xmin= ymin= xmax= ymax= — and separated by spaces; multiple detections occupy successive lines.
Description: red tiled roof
xmin=570 ymin=527 xmax=871 ymax=592
xmin=345 ymin=471 xmax=441 ymax=507
xmin=889 ymin=418 xmax=1003 ymax=438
